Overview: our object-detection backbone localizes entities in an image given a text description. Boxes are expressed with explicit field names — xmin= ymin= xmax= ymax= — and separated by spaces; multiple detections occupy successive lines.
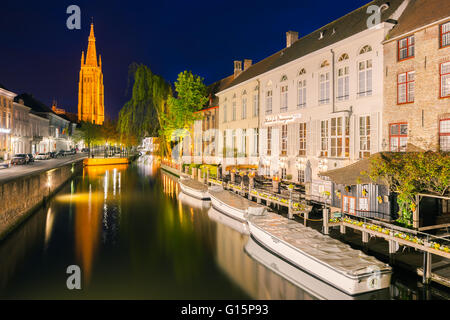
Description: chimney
xmin=286 ymin=31 xmax=299 ymax=48
xmin=243 ymin=59 xmax=252 ymax=71
xmin=234 ymin=60 xmax=242 ymax=78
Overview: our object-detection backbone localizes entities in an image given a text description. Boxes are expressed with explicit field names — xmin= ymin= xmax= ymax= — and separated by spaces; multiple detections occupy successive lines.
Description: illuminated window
xmin=320 ymin=120 xmax=328 ymax=156
xmin=359 ymin=116 xmax=371 ymax=159
xmin=440 ymin=22 xmax=450 ymax=48
xmin=337 ymin=66 xmax=349 ymax=101
xmin=297 ymin=79 xmax=306 ymax=108
xmin=397 ymin=71 xmax=415 ymax=103
xmin=280 ymin=85 xmax=288 ymax=112
xmin=266 ymin=90 xmax=272 ymax=114
xmin=390 ymin=123 xmax=408 ymax=152
xmin=440 ymin=62 xmax=450 ymax=98
xmin=358 ymin=60 xmax=372 ymax=97
xmin=281 ymin=125 xmax=288 ymax=155
xmin=359 ymin=45 xmax=372 ymax=54
xmin=338 ymin=53 xmax=349 ymax=61
xmin=319 ymin=72 xmax=330 ymax=104
xmin=398 ymin=35 xmax=414 ymax=61
xmin=299 ymin=123 xmax=307 ymax=156
xmin=267 ymin=127 xmax=272 ymax=155
xmin=440 ymin=119 xmax=450 ymax=152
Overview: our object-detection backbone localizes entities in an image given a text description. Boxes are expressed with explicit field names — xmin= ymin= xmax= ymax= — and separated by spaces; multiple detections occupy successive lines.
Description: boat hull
xmin=247 ymin=220 xmax=392 ymax=296
xmin=209 ymin=193 xmax=247 ymax=222
xmin=179 ymin=180 xmax=210 ymax=200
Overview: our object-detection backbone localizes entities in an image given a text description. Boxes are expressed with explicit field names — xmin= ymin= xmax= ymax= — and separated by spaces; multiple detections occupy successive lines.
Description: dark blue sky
xmin=1 ymin=0 xmax=370 ymax=120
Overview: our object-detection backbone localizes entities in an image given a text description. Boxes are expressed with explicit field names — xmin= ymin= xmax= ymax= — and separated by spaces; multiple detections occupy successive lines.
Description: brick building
xmin=383 ymin=0 xmax=450 ymax=152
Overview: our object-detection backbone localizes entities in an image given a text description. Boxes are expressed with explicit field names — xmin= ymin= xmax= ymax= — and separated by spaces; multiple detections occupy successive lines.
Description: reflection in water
xmin=0 ymin=159 xmax=449 ymax=299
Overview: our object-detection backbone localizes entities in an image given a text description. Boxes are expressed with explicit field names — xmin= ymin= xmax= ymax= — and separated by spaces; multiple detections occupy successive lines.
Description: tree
xmin=117 ymin=63 xmax=172 ymax=147
xmin=160 ymin=70 xmax=208 ymax=158
xmin=365 ymin=152 xmax=450 ymax=227
xmin=76 ymin=121 xmax=102 ymax=156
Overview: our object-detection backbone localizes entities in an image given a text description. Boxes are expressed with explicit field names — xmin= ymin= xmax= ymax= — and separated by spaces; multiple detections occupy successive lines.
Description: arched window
xmin=338 ymin=53 xmax=349 ymax=61
xmin=298 ymin=68 xmax=306 ymax=76
xmin=320 ymin=60 xmax=330 ymax=68
xmin=266 ymin=80 xmax=273 ymax=87
xmin=359 ymin=45 xmax=372 ymax=54
xmin=242 ymin=90 xmax=247 ymax=95
xmin=280 ymin=75 xmax=288 ymax=82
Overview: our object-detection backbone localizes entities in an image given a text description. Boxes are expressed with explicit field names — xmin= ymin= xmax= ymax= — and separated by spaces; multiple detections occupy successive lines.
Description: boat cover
xmin=248 ymin=212 xmax=392 ymax=277
xmin=179 ymin=178 xmax=208 ymax=192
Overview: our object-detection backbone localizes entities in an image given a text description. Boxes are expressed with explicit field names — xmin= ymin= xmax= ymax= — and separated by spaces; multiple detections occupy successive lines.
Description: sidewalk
xmin=0 ymin=154 xmax=87 ymax=184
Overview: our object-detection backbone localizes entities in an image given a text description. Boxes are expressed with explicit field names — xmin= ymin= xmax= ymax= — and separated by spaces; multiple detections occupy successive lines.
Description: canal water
xmin=0 ymin=160 xmax=448 ymax=299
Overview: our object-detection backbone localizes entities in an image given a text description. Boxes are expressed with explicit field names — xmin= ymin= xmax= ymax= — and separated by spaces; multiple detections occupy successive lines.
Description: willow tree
xmin=117 ymin=63 xmax=172 ymax=152
xmin=160 ymin=70 xmax=208 ymax=158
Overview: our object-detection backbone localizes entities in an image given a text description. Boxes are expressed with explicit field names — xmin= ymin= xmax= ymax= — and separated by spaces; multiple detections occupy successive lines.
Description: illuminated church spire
xmin=77 ymin=21 xmax=105 ymax=125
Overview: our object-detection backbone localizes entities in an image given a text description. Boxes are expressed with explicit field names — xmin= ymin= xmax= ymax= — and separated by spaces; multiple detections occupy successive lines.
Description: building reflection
xmin=73 ymin=165 xmax=126 ymax=285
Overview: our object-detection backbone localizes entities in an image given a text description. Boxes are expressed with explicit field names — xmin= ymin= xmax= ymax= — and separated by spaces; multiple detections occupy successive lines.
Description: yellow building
xmin=77 ymin=23 xmax=105 ymax=125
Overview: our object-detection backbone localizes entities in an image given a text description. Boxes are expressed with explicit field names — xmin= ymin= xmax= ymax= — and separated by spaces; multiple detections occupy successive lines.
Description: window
xmin=232 ymin=130 xmax=237 ymax=157
xmin=337 ymin=66 xmax=349 ymax=101
xmin=320 ymin=120 xmax=328 ymax=156
xmin=359 ymin=116 xmax=371 ymax=159
xmin=298 ymin=169 xmax=305 ymax=183
xmin=359 ymin=198 xmax=369 ymax=211
xmin=280 ymin=85 xmax=288 ymax=112
xmin=223 ymin=103 xmax=227 ymax=123
xmin=232 ymin=99 xmax=236 ymax=121
xmin=398 ymin=35 xmax=414 ymax=61
xmin=241 ymin=129 xmax=247 ymax=156
xmin=253 ymin=92 xmax=259 ymax=117
xmin=440 ymin=62 xmax=450 ymax=98
xmin=299 ymin=123 xmax=307 ymax=156
xmin=343 ymin=195 xmax=356 ymax=214
xmin=281 ymin=168 xmax=287 ymax=180
xmin=297 ymin=79 xmax=306 ymax=108
xmin=266 ymin=90 xmax=272 ymax=114
xmin=253 ymin=128 xmax=259 ymax=155
xmin=319 ymin=72 xmax=330 ymax=104
xmin=441 ymin=22 xmax=450 ymax=48
xmin=267 ymin=127 xmax=272 ymax=155
xmin=359 ymin=45 xmax=372 ymax=54
xmin=440 ymin=119 xmax=450 ymax=152
xmin=281 ymin=125 xmax=288 ymax=155
xmin=320 ymin=60 xmax=329 ymax=68
xmin=242 ymin=96 xmax=247 ymax=119
xmin=390 ymin=123 xmax=408 ymax=152
xmin=398 ymin=71 xmax=415 ymax=103
xmin=338 ymin=53 xmax=349 ymax=61
xmin=298 ymin=68 xmax=306 ymax=76
xmin=358 ymin=59 xmax=372 ymax=97
xmin=330 ymin=117 xmax=349 ymax=158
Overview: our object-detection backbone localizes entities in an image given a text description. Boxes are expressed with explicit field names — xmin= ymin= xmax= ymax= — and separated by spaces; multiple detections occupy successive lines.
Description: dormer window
xmin=320 ymin=60 xmax=330 ymax=68
xmin=338 ymin=53 xmax=349 ymax=61
xmin=359 ymin=45 xmax=372 ymax=54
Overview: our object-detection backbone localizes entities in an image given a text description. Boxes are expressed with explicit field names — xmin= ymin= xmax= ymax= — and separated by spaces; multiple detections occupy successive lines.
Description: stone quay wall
xmin=0 ymin=160 xmax=84 ymax=240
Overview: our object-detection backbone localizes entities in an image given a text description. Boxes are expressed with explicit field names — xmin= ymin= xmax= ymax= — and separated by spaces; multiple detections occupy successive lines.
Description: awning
xmin=320 ymin=153 xmax=385 ymax=186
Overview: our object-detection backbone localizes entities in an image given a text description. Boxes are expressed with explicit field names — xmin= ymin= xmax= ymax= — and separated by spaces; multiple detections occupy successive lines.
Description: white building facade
xmin=216 ymin=0 xmax=409 ymax=200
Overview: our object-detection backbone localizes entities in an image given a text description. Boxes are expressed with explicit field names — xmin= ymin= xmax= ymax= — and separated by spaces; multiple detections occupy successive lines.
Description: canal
xmin=0 ymin=160 xmax=448 ymax=299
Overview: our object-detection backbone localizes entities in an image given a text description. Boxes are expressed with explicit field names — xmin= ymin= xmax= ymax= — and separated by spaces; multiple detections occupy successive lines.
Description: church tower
xmin=78 ymin=23 xmax=105 ymax=125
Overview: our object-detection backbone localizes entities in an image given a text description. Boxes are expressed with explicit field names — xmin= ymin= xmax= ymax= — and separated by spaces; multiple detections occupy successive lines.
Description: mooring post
xmin=422 ymin=251 xmax=432 ymax=285
xmin=206 ymin=168 xmax=210 ymax=186
xmin=388 ymin=239 xmax=398 ymax=264
xmin=340 ymin=223 xmax=346 ymax=235
xmin=288 ymin=190 xmax=293 ymax=220
xmin=323 ymin=207 xmax=329 ymax=235
xmin=304 ymin=210 xmax=308 ymax=226
xmin=191 ymin=167 xmax=196 ymax=179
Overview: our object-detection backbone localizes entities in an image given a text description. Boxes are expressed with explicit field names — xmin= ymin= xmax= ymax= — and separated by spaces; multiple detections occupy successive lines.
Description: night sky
xmin=1 ymin=0 xmax=370 ymax=120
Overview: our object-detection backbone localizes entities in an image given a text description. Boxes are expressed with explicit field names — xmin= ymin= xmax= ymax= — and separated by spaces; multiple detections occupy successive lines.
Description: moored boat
xmin=244 ymin=237 xmax=390 ymax=300
xmin=208 ymin=185 xmax=266 ymax=222
xmin=178 ymin=192 xmax=211 ymax=209
xmin=208 ymin=207 xmax=249 ymax=235
xmin=179 ymin=176 xmax=210 ymax=200
xmin=247 ymin=212 xmax=392 ymax=296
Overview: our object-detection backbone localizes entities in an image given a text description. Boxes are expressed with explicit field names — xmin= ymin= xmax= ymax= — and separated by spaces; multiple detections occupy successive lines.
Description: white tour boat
xmin=246 ymin=212 xmax=392 ymax=296
xmin=208 ymin=185 xmax=266 ymax=222
xmin=208 ymin=207 xmax=249 ymax=235
xmin=178 ymin=176 xmax=210 ymax=200
xmin=244 ymin=237 xmax=390 ymax=300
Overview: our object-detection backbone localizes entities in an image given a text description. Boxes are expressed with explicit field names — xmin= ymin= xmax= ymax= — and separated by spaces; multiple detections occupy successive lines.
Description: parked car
xmin=48 ymin=152 xmax=56 ymax=158
xmin=56 ymin=150 xmax=65 ymax=158
xmin=11 ymin=154 xmax=28 ymax=165
xmin=0 ymin=159 xmax=10 ymax=169
xmin=81 ymin=148 xmax=90 ymax=153
xmin=35 ymin=153 xmax=50 ymax=160
xmin=27 ymin=154 xmax=34 ymax=163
